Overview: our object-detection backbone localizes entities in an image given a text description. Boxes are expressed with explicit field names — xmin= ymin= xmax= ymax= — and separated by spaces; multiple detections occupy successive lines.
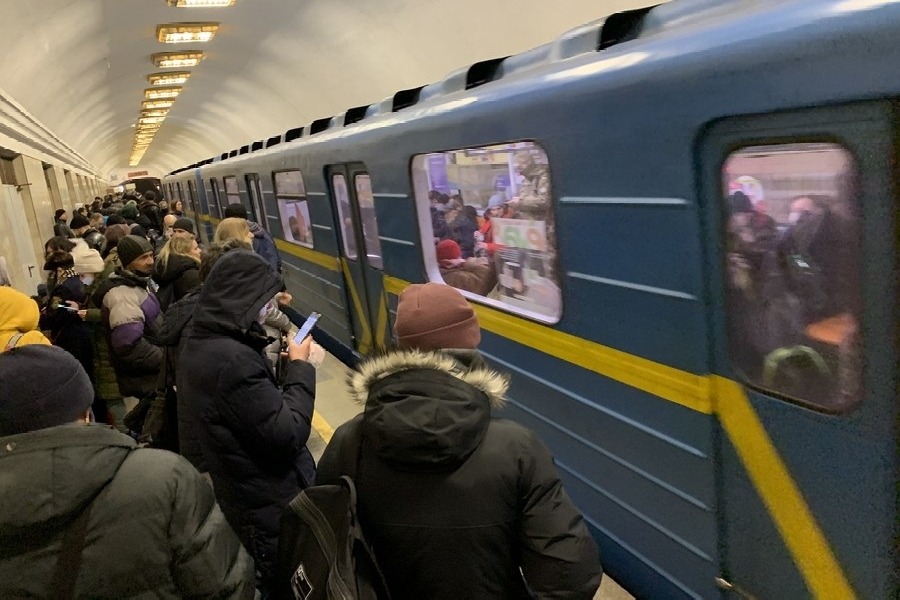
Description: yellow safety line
xmin=312 ymin=410 xmax=335 ymax=444
xmin=382 ymin=274 xmax=855 ymax=596
xmin=374 ymin=292 xmax=388 ymax=350
xmin=275 ymin=238 xmax=340 ymax=272
xmin=712 ymin=377 xmax=856 ymax=599
xmin=340 ymin=257 xmax=372 ymax=354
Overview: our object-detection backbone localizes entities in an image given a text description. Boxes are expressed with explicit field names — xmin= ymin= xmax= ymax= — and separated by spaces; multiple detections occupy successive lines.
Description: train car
xmin=164 ymin=1 xmax=899 ymax=597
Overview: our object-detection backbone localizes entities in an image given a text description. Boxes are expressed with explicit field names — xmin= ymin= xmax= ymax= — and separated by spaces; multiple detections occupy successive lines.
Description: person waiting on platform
xmin=316 ymin=283 xmax=602 ymax=599
xmin=178 ymin=249 xmax=318 ymax=591
xmin=223 ymin=203 xmax=282 ymax=273
xmin=0 ymin=345 xmax=254 ymax=598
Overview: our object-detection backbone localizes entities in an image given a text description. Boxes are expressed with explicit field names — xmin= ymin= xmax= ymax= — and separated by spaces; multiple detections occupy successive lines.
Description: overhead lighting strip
xmin=156 ymin=23 xmax=220 ymax=44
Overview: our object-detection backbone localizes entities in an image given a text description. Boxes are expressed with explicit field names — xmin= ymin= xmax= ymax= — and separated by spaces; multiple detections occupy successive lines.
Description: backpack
xmin=273 ymin=425 xmax=390 ymax=600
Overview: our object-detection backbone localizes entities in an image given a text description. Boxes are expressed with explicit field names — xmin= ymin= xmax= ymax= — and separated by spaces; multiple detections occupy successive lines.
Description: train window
xmin=722 ymin=142 xmax=862 ymax=412
xmin=209 ymin=178 xmax=223 ymax=216
xmin=223 ymin=176 xmax=241 ymax=206
xmin=274 ymin=170 xmax=313 ymax=248
xmin=354 ymin=174 xmax=383 ymax=269
xmin=410 ymin=141 xmax=561 ymax=323
xmin=332 ymin=174 xmax=357 ymax=259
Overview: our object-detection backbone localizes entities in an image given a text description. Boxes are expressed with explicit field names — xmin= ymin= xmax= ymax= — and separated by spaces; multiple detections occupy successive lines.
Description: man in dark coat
xmin=317 ymin=283 xmax=602 ymax=599
xmin=178 ymin=249 xmax=316 ymax=587
xmin=223 ymin=203 xmax=282 ymax=273
xmin=0 ymin=344 xmax=254 ymax=598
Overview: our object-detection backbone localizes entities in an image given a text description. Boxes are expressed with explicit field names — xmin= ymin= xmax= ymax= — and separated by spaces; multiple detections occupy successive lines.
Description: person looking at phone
xmin=178 ymin=249 xmax=318 ymax=593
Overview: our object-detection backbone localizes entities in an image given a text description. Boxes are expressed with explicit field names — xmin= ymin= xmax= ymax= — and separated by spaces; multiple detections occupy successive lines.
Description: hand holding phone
xmin=292 ymin=312 xmax=321 ymax=345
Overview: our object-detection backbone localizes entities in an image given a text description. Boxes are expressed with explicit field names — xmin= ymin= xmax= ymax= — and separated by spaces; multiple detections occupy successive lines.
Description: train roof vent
xmin=466 ymin=57 xmax=508 ymax=89
xmin=309 ymin=117 xmax=332 ymax=135
xmin=266 ymin=134 xmax=282 ymax=148
xmin=284 ymin=127 xmax=303 ymax=143
xmin=251 ymin=140 xmax=264 ymax=152
xmin=495 ymin=43 xmax=553 ymax=79
xmin=392 ymin=86 xmax=424 ymax=112
xmin=597 ymin=5 xmax=656 ymax=50
xmin=239 ymin=145 xmax=250 ymax=155
xmin=549 ymin=21 xmax=605 ymax=60
xmin=228 ymin=149 xmax=238 ymax=158
xmin=220 ymin=153 xmax=229 ymax=161
xmin=344 ymin=105 xmax=369 ymax=126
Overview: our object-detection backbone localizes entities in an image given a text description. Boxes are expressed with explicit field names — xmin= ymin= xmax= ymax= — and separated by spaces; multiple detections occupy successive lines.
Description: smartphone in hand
xmin=292 ymin=312 xmax=321 ymax=344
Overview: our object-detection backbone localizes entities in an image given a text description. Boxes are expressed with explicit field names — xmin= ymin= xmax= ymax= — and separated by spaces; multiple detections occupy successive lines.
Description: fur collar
xmin=349 ymin=349 xmax=509 ymax=409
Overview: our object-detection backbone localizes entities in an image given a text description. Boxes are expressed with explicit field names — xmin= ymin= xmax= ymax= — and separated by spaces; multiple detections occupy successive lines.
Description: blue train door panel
xmin=326 ymin=163 xmax=389 ymax=355
xmin=701 ymin=102 xmax=898 ymax=599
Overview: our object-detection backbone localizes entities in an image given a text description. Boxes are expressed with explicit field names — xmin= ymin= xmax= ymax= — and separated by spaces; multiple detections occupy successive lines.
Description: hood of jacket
xmin=349 ymin=349 xmax=508 ymax=472
xmin=191 ymin=249 xmax=282 ymax=340
xmin=247 ymin=220 xmax=266 ymax=239
xmin=0 ymin=287 xmax=51 ymax=348
xmin=0 ymin=425 xmax=134 ymax=537
xmin=153 ymin=253 xmax=199 ymax=287
xmin=158 ymin=289 xmax=199 ymax=346
xmin=91 ymin=267 xmax=151 ymax=309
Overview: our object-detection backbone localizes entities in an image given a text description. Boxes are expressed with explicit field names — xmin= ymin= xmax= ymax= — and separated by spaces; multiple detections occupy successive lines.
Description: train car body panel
xmin=165 ymin=1 xmax=899 ymax=597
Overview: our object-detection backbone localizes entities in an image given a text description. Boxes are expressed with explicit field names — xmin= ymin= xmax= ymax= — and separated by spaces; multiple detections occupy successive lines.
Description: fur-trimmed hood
xmin=349 ymin=349 xmax=508 ymax=408
xmin=349 ymin=349 xmax=509 ymax=472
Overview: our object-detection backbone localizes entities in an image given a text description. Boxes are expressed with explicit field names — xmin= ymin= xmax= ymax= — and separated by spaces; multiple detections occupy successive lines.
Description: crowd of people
xmin=0 ymin=189 xmax=602 ymax=597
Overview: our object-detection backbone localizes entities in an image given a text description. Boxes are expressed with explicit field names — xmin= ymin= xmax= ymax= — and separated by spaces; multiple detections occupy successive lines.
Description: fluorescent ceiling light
xmin=148 ymin=72 xmax=191 ymax=86
xmin=142 ymin=99 xmax=175 ymax=110
xmin=145 ymin=86 xmax=182 ymax=99
xmin=151 ymin=52 xmax=204 ymax=68
xmin=166 ymin=0 xmax=236 ymax=6
xmin=139 ymin=116 xmax=166 ymax=125
xmin=140 ymin=109 xmax=169 ymax=118
xmin=157 ymin=23 xmax=219 ymax=44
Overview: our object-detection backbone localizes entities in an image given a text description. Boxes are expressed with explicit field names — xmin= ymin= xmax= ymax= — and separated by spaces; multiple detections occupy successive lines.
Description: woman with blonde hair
xmin=214 ymin=217 xmax=254 ymax=248
xmin=153 ymin=235 xmax=201 ymax=312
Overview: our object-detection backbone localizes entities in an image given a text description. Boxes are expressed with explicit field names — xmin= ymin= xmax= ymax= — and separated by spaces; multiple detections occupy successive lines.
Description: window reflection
xmin=411 ymin=141 xmax=561 ymax=322
xmin=723 ymin=143 xmax=861 ymax=411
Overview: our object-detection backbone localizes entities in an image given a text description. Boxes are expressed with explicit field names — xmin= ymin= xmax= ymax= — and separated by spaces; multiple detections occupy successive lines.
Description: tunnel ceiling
xmin=0 ymin=0 xmax=656 ymax=178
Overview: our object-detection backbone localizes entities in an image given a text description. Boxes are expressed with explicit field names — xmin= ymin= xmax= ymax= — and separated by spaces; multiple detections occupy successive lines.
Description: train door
xmin=209 ymin=178 xmax=223 ymax=221
xmin=326 ymin=163 xmax=389 ymax=354
xmin=245 ymin=173 xmax=267 ymax=229
xmin=701 ymin=102 xmax=897 ymax=599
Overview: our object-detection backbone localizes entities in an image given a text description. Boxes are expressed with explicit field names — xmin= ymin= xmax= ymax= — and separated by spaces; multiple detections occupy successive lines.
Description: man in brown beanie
xmin=0 ymin=344 xmax=254 ymax=597
xmin=317 ymin=283 xmax=602 ymax=599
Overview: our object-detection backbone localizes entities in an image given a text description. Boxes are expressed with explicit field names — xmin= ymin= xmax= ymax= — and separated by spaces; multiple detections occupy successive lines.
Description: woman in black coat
xmin=177 ymin=249 xmax=316 ymax=589
xmin=152 ymin=235 xmax=201 ymax=312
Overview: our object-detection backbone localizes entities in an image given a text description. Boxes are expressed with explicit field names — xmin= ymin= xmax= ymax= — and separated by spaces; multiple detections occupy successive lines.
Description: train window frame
xmin=223 ymin=175 xmax=241 ymax=207
xmin=332 ymin=173 xmax=357 ymax=260
xmin=409 ymin=140 xmax=562 ymax=324
xmin=273 ymin=169 xmax=314 ymax=248
xmin=353 ymin=173 xmax=383 ymax=269
xmin=209 ymin=178 xmax=224 ymax=217
xmin=720 ymin=140 xmax=863 ymax=413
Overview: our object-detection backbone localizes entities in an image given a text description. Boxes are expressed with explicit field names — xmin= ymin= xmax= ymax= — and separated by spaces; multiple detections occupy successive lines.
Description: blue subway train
xmin=164 ymin=1 xmax=899 ymax=597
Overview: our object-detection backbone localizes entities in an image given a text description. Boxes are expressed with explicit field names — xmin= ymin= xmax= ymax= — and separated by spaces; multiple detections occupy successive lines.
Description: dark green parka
xmin=0 ymin=424 xmax=255 ymax=598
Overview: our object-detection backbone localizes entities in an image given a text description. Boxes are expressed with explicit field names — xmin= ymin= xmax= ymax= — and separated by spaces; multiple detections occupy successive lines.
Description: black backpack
xmin=273 ymin=425 xmax=390 ymax=600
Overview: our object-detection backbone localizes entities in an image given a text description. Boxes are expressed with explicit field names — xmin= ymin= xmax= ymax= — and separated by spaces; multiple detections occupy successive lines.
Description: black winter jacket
xmin=158 ymin=289 xmax=204 ymax=469
xmin=0 ymin=424 xmax=254 ymax=598
xmin=178 ymin=250 xmax=316 ymax=584
xmin=317 ymin=349 xmax=602 ymax=600
xmin=153 ymin=253 xmax=200 ymax=312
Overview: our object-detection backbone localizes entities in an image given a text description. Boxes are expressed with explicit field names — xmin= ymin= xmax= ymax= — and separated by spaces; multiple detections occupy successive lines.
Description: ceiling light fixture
xmin=138 ymin=116 xmax=166 ymax=125
xmin=140 ymin=109 xmax=169 ymax=118
xmin=166 ymin=0 xmax=236 ymax=6
xmin=157 ymin=23 xmax=220 ymax=44
xmin=142 ymin=99 xmax=175 ymax=110
xmin=144 ymin=86 xmax=182 ymax=99
xmin=151 ymin=51 xmax=204 ymax=68
xmin=147 ymin=71 xmax=191 ymax=86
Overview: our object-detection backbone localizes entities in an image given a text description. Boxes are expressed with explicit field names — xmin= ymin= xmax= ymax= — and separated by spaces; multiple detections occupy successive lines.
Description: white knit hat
xmin=72 ymin=245 xmax=104 ymax=274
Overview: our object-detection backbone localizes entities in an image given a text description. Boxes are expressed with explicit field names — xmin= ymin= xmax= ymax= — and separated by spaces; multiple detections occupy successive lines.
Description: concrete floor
xmin=309 ymin=351 xmax=634 ymax=600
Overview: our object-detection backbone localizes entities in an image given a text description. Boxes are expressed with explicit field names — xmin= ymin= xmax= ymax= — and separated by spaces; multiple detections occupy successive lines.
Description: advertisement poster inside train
xmin=278 ymin=199 xmax=313 ymax=247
